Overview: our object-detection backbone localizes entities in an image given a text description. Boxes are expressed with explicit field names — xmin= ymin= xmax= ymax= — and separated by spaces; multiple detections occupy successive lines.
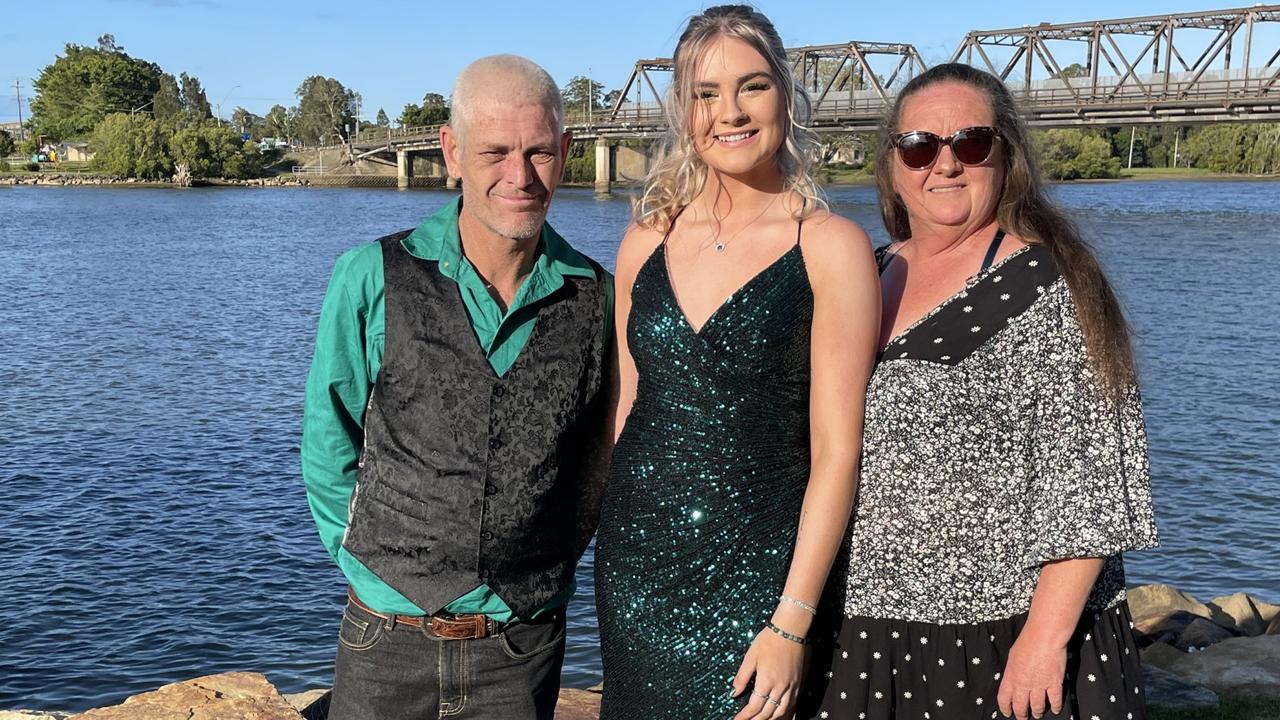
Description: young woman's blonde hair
xmin=635 ymin=5 xmax=825 ymax=231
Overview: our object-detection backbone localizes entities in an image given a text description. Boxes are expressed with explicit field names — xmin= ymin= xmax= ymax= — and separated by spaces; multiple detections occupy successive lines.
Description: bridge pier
xmin=396 ymin=150 xmax=413 ymax=189
xmin=595 ymin=138 xmax=615 ymax=197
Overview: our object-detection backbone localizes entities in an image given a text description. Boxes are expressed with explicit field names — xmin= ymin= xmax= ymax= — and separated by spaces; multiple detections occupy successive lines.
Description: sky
xmin=2 ymin=0 xmax=1275 ymax=124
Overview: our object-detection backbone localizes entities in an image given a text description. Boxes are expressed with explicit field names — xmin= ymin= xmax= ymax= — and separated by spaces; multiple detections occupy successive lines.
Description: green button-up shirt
xmin=301 ymin=197 xmax=612 ymax=620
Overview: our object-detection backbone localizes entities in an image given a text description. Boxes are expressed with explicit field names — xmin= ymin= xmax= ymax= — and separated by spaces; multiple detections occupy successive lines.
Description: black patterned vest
xmin=343 ymin=230 xmax=608 ymax=617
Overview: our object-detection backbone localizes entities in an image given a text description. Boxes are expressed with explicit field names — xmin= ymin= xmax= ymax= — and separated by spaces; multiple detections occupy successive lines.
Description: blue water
xmin=0 ymin=181 xmax=1276 ymax=711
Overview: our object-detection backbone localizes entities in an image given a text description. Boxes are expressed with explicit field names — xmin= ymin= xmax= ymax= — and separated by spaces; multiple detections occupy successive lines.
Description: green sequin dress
xmin=595 ymin=232 xmax=813 ymax=719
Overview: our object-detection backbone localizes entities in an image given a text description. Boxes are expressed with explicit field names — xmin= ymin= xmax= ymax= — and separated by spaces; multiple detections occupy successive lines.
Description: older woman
xmin=802 ymin=63 xmax=1159 ymax=720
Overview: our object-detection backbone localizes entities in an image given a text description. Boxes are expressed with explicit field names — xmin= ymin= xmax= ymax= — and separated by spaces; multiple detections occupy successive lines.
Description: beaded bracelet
xmin=780 ymin=594 xmax=818 ymax=615
xmin=766 ymin=621 xmax=808 ymax=645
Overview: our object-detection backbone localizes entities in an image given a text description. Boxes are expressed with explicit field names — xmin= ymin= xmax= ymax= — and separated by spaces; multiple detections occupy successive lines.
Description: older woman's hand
xmin=996 ymin=630 xmax=1067 ymax=720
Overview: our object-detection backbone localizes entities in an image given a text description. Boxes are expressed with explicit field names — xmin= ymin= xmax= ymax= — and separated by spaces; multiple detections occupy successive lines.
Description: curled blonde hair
xmin=635 ymin=5 xmax=825 ymax=231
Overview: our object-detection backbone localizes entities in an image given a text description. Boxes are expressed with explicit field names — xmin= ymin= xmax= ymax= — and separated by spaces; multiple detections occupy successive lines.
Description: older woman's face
xmin=892 ymin=81 xmax=1004 ymax=238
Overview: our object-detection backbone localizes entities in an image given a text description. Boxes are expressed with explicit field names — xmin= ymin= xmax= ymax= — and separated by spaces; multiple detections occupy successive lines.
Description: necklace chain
xmin=703 ymin=194 xmax=779 ymax=254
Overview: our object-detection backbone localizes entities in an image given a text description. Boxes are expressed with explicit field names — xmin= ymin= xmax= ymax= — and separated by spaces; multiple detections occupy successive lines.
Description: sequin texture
xmin=595 ymin=242 xmax=814 ymax=718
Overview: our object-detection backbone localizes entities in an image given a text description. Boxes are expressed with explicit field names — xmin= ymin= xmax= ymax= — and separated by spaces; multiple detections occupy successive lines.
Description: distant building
xmin=0 ymin=121 xmax=24 ymax=137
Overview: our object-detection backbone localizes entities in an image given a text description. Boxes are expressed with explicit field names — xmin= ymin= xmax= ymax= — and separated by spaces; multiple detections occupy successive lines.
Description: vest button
xmin=481 ymin=531 xmax=494 ymax=541
xmin=494 ymin=386 xmax=505 ymax=398
xmin=486 ymin=483 xmax=499 ymax=495
xmin=489 ymin=437 xmax=503 ymax=451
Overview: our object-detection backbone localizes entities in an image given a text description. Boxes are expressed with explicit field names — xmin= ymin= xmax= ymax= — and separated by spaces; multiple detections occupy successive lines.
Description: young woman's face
xmin=687 ymin=35 xmax=786 ymax=179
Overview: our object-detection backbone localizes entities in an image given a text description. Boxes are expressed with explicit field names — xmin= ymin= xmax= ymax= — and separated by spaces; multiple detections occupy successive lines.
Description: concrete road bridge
xmin=326 ymin=5 xmax=1279 ymax=193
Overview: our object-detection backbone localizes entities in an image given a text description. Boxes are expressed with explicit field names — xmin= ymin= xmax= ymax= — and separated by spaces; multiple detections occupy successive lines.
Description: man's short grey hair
xmin=449 ymin=55 xmax=565 ymax=142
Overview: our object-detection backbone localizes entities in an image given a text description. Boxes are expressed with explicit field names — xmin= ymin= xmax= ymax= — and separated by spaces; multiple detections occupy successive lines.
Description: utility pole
xmin=14 ymin=79 xmax=25 ymax=141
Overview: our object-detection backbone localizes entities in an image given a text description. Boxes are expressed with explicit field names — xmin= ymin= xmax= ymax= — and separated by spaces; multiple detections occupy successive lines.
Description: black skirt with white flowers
xmin=801 ymin=602 xmax=1147 ymax=720
xmin=801 ymin=245 xmax=1159 ymax=720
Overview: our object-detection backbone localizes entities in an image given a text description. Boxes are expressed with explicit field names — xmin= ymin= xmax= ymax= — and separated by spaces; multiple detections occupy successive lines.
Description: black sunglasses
xmin=891 ymin=126 xmax=1001 ymax=170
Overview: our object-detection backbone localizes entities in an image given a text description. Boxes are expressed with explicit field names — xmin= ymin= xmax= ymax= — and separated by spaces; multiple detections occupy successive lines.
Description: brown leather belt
xmin=347 ymin=589 xmax=500 ymax=639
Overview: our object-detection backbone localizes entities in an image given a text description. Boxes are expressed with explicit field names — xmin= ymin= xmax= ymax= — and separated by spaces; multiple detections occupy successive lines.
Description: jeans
xmin=328 ymin=599 xmax=567 ymax=720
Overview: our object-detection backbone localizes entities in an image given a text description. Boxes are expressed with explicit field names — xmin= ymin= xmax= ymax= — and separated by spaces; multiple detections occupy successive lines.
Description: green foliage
xmin=1184 ymin=123 xmax=1280 ymax=174
xmin=30 ymin=41 xmax=162 ymax=141
xmin=375 ymin=108 xmax=389 ymax=127
xmin=0 ymin=130 xmax=15 ymax=157
xmin=1034 ymin=128 xmax=1122 ymax=180
xmin=230 ymin=106 xmax=262 ymax=139
xmin=179 ymin=72 xmax=212 ymax=125
xmin=295 ymin=75 xmax=358 ymax=144
xmin=563 ymin=140 xmax=595 ymax=183
xmin=563 ymin=76 xmax=603 ymax=122
xmin=399 ymin=93 xmax=449 ymax=128
xmin=18 ymin=136 xmax=39 ymax=157
xmin=89 ymin=112 xmax=173 ymax=179
xmin=152 ymin=72 xmax=183 ymax=128
xmin=264 ymin=104 xmax=293 ymax=141
xmin=171 ymin=123 xmax=263 ymax=179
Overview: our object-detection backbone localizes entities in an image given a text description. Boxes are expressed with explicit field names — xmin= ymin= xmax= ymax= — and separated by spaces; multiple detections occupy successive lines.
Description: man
xmin=302 ymin=55 xmax=613 ymax=720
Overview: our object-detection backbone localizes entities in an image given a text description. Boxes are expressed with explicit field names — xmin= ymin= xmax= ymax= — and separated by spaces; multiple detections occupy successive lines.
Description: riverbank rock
xmin=555 ymin=688 xmax=602 ymax=720
xmin=1143 ymin=664 xmax=1220 ymax=709
xmin=1162 ymin=635 xmax=1280 ymax=698
xmin=0 ymin=712 xmax=71 ymax=719
xmin=68 ymin=672 xmax=302 ymax=720
xmin=1128 ymin=584 xmax=1214 ymax=636
xmin=1206 ymin=592 xmax=1280 ymax=637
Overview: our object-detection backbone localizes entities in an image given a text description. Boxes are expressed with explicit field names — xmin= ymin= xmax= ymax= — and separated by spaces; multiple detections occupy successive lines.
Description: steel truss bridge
xmin=343 ymin=4 xmax=1279 ymax=179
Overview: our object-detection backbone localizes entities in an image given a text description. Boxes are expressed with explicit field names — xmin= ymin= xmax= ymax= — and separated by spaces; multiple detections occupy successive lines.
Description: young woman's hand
xmin=731 ymin=625 xmax=806 ymax=720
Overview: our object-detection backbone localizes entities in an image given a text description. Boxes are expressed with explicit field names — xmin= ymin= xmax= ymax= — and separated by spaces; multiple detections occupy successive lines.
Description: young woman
xmin=594 ymin=6 xmax=879 ymax=719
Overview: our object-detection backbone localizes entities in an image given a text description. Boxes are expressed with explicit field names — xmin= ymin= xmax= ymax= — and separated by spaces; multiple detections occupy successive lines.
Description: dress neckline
xmin=878 ymin=244 xmax=1036 ymax=354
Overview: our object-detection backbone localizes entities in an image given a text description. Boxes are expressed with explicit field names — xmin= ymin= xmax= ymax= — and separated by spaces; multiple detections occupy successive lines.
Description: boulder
xmin=1173 ymin=616 xmax=1236 ymax=651
xmin=68 ymin=672 xmax=302 ymax=720
xmin=1140 ymin=640 xmax=1184 ymax=670
xmin=282 ymin=689 xmax=329 ymax=720
xmin=555 ymin=688 xmax=601 ymax=720
xmin=1207 ymin=592 xmax=1280 ymax=637
xmin=1127 ymin=584 xmax=1212 ymax=636
xmin=1164 ymin=635 xmax=1280 ymax=698
xmin=1268 ymin=614 xmax=1280 ymax=636
xmin=1142 ymin=664 xmax=1219 ymax=709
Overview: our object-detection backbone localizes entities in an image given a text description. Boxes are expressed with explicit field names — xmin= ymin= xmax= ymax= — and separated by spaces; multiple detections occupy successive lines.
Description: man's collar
xmin=402 ymin=196 xmax=597 ymax=288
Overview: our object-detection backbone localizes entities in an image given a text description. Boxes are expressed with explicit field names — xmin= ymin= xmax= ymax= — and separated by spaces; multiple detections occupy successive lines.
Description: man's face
xmin=441 ymin=100 xmax=570 ymax=243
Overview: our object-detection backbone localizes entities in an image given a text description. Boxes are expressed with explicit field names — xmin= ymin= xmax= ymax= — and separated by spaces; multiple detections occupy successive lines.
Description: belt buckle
xmin=430 ymin=613 xmax=488 ymax=640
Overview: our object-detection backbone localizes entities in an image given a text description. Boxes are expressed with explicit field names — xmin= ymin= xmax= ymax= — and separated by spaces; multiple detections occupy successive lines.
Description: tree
xmin=1034 ymin=128 xmax=1121 ymax=180
xmin=264 ymin=104 xmax=292 ymax=140
xmin=295 ymin=75 xmax=358 ymax=144
xmin=230 ymin=106 xmax=261 ymax=138
xmin=1056 ymin=63 xmax=1087 ymax=80
xmin=376 ymin=108 xmax=390 ymax=127
xmin=152 ymin=72 xmax=183 ymax=128
xmin=171 ymin=123 xmax=263 ymax=179
xmin=1183 ymin=123 xmax=1280 ymax=174
xmin=0 ymin=130 xmax=15 ymax=157
xmin=88 ymin=112 xmax=173 ymax=179
xmin=29 ymin=41 xmax=162 ymax=141
xmin=602 ymin=89 xmax=622 ymax=111
xmin=96 ymin=34 xmax=124 ymax=53
xmin=562 ymin=76 xmax=602 ymax=122
xmin=179 ymin=72 xmax=212 ymax=125
xmin=398 ymin=92 xmax=449 ymax=128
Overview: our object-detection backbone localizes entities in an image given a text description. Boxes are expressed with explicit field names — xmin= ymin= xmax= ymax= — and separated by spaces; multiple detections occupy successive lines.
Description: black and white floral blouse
xmin=841 ymin=243 xmax=1160 ymax=625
